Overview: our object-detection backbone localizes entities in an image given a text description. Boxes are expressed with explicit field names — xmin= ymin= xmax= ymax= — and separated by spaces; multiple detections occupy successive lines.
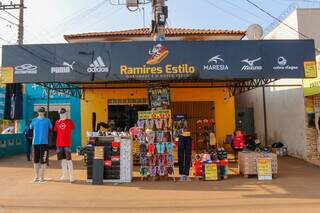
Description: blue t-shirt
xmin=30 ymin=117 xmax=52 ymax=145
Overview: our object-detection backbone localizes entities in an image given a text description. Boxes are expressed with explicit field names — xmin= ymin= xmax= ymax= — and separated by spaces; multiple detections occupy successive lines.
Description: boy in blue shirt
xmin=30 ymin=107 xmax=52 ymax=183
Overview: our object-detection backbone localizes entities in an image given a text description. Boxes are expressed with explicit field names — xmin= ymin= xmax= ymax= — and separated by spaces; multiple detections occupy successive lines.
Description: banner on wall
xmin=1 ymin=40 xmax=316 ymax=84
xmin=138 ymin=109 xmax=171 ymax=120
xmin=303 ymin=55 xmax=320 ymax=96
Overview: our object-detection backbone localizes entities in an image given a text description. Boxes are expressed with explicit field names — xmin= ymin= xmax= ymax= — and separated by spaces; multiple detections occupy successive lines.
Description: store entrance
xmin=108 ymin=105 xmax=149 ymax=131
xmin=172 ymin=101 xmax=215 ymax=136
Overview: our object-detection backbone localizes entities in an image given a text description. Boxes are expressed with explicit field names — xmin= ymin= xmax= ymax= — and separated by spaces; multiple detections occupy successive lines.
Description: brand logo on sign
xmin=51 ymin=61 xmax=75 ymax=74
xmin=204 ymin=55 xmax=229 ymax=71
xmin=241 ymin=57 xmax=262 ymax=71
xmin=14 ymin=64 xmax=38 ymax=74
xmin=146 ymin=44 xmax=169 ymax=65
xmin=273 ymin=56 xmax=298 ymax=71
xmin=87 ymin=56 xmax=109 ymax=73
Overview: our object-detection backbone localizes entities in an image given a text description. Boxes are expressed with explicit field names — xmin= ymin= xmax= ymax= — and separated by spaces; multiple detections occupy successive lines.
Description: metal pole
xmin=262 ymin=86 xmax=268 ymax=146
xmin=18 ymin=0 xmax=24 ymax=45
xmin=47 ymin=88 xmax=50 ymax=117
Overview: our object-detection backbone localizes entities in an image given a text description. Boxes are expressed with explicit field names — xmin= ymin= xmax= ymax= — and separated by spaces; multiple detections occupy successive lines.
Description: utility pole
xmin=151 ymin=0 xmax=167 ymax=41
xmin=0 ymin=0 xmax=25 ymax=44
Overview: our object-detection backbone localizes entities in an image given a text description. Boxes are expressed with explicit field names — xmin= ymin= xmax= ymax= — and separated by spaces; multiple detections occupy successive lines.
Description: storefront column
xmin=263 ymin=86 xmax=268 ymax=146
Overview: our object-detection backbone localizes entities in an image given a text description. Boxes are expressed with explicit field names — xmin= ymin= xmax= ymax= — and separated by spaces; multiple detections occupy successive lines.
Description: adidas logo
xmin=87 ymin=56 xmax=109 ymax=73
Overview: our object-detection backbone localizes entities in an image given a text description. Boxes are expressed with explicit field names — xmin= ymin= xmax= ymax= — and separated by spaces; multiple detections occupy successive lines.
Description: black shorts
xmin=33 ymin=144 xmax=49 ymax=164
xmin=56 ymin=147 xmax=72 ymax=160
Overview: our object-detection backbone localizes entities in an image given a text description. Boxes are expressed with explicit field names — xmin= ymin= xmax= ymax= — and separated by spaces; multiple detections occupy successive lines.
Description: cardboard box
xmin=238 ymin=152 xmax=278 ymax=175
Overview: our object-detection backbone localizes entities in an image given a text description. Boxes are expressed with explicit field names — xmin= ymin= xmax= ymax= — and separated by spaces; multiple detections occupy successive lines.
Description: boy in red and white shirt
xmin=54 ymin=108 xmax=75 ymax=183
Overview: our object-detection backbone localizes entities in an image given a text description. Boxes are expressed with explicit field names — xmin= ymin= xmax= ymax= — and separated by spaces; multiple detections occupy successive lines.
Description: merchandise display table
xmin=238 ymin=152 xmax=278 ymax=177
xmin=86 ymin=136 xmax=132 ymax=183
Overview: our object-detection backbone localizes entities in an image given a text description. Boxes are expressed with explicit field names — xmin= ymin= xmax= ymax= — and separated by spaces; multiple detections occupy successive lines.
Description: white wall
xmin=236 ymin=9 xmax=320 ymax=159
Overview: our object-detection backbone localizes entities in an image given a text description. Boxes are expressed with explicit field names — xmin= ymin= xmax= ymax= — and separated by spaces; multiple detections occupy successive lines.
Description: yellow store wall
xmin=80 ymin=87 xmax=235 ymax=144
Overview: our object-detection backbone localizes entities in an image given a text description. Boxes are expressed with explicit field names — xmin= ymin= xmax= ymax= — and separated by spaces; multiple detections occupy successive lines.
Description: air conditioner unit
xmin=126 ymin=0 xmax=139 ymax=7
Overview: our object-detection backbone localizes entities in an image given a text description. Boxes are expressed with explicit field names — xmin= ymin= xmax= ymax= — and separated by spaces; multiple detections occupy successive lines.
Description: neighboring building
xmin=23 ymin=84 xmax=81 ymax=151
xmin=64 ymin=27 xmax=246 ymax=144
xmin=236 ymin=8 xmax=320 ymax=165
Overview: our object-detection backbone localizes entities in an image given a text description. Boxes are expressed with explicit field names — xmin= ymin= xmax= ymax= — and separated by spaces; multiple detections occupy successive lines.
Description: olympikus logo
xmin=87 ymin=56 xmax=109 ymax=73
xmin=241 ymin=57 xmax=262 ymax=71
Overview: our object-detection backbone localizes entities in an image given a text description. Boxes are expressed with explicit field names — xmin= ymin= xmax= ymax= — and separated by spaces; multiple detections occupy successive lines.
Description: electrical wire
xmin=203 ymin=0 xmax=252 ymax=24
xmin=244 ymin=0 xmax=310 ymax=39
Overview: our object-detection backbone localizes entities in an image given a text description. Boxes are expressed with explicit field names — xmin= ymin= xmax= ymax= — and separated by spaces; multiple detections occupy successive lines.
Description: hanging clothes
xmin=4 ymin=83 xmax=23 ymax=120
xmin=178 ymin=135 xmax=192 ymax=176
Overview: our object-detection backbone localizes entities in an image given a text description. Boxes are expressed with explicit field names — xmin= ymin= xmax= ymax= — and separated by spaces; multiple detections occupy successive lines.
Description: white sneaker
xmin=38 ymin=179 xmax=47 ymax=184
xmin=32 ymin=177 xmax=39 ymax=183
xmin=69 ymin=178 xmax=75 ymax=183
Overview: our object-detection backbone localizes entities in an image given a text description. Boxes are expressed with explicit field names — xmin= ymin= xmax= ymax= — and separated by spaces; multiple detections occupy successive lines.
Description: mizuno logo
xmin=87 ymin=56 xmax=109 ymax=73
xmin=208 ymin=55 xmax=224 ymax=64
xmin=241 ymin=57 xmax=262 ymax=71
xmin=241 ymin=57 xmax=261 ymax=66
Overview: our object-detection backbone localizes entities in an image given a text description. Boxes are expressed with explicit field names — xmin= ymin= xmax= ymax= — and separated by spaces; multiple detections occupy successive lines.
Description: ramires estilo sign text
xmin=1 ymin=40 xmax=316 ymax=83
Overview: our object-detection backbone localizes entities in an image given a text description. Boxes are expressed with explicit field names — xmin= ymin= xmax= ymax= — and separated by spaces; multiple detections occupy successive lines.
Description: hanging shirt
xmin=54 ymin=119 xmax=75 ymax=147
xmin=31 ymin=117 xmax=52 ymax=145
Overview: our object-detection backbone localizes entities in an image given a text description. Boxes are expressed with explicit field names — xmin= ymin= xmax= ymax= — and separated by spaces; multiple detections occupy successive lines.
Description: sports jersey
xmin=31 ymin=117 xmax=52 ymax=145
xmin=54 ymin=119 xmax=75 ymax=147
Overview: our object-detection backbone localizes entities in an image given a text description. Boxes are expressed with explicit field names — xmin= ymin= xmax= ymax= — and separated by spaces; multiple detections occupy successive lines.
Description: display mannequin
xmin=54 ymin=108 xmax=75 ymax=183
xmin=30 ymin=107 xmax=52 ymax=183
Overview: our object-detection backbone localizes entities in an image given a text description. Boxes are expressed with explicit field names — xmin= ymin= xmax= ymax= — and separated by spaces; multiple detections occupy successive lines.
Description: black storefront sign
xmin=1 ymin=40 xmax=316 ymax=83
xmin=148 ymin=86 xmax=171 ymax=109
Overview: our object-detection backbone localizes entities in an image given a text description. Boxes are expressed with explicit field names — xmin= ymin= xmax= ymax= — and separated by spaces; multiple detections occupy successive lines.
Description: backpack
xmin=25 ymin=126 xmax=33 ymax=140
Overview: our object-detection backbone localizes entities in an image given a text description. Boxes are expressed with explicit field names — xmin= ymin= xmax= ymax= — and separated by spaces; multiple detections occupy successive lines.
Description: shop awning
xmin=1 ymin=40 xmax=317 ymax=85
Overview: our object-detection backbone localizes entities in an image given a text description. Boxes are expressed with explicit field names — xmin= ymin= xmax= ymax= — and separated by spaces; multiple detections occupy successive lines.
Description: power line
xmin=203 ymin=0 xmax=252 ymax=24
xmin=245 ymin=0 xmax=310 ymax=39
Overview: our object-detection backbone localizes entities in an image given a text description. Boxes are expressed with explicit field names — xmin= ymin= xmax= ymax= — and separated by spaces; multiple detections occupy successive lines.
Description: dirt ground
xmin=1 ymin=154 xmax=320 ymax=213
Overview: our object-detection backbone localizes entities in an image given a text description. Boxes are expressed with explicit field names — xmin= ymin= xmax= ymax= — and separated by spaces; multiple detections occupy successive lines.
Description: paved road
xmin=0 ymin=155 xmax=320 ymax=213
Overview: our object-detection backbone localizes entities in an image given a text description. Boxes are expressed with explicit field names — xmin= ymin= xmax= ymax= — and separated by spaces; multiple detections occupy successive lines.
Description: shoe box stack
xmin=104 ymin=141 xmax=121 ymax=180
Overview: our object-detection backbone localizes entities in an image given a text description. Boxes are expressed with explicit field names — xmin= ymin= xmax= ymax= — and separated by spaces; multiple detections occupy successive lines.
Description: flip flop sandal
xmin=161 ymin=143 xmax=165 ymax=154
xmin=137 ymin=120 xmax=145 ymax=129
xmin=138 ymin=133 xmax=146 ymax=144
xmin=166 ymin=166 xmax=174 ymax=175
xmin=150 ymin=166 xmax=157 ymax=177
xmin=140 ymin=156 xmax=148 ymax=165
xmin=157 ymin=119 xmax=164 ymax=130
xmin=140 ymin=167 xmax=148 ymax=177
xmin=158 ymin=165 xmax=165 ymax=176
xmin=146 ymin=119 xmax=155 ymax=130
xmin=156 ymin=131 xmax=164 ymax=143
xmin=146 ymin=131 xmax=155 ymax=144
xmin=156 ymin=143 xmax=165 ymax=154
xmin=148 ymin=143 xmax=156 ymax=155
xmin=167 ymin=154 xmax=174 ymax=163
xmin=165 ymin=143 xmax=174 ymax=154
xmin=149 ymin=156 xmax=156 ymax=166
xmin=140 ymin=143 xmax=147 ymax=153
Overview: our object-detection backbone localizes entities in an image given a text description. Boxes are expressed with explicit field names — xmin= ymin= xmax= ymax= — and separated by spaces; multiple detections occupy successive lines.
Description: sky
xmin=0 ymin=0 xmax=319 ymax=44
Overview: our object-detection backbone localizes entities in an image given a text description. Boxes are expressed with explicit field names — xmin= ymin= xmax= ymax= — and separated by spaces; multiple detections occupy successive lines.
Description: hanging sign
xmin=204 ymin=163 xmax=219 ymax=181
xmin=138 ymin=109 xmax=171 ymax=120
xmin=148 ymin=86 xmax=171 ymax=109
xmin=0 ymin=67 xmax=14 ymax=84
xmin=303 ymin=56 xmax=320 ymax=96
xmin=257 ymin=158 xmax=273 ymax=180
